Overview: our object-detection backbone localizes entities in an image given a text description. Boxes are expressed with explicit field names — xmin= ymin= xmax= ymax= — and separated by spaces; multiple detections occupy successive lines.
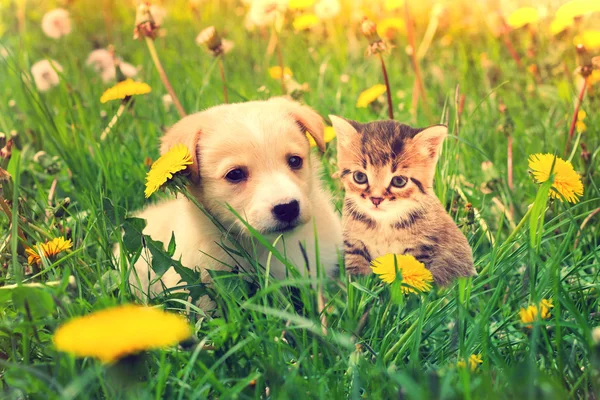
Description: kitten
xmin=329 ymin=116 xmax=476 ymax=286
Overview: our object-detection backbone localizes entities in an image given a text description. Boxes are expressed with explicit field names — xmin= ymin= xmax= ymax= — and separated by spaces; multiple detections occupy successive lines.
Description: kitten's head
xmin=330 ymin=116 xmax=447 ymax=222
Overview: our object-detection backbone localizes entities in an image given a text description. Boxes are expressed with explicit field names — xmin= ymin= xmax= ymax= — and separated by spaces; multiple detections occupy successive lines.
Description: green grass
xmin=1 ymin=1 xmax=600 ymax=398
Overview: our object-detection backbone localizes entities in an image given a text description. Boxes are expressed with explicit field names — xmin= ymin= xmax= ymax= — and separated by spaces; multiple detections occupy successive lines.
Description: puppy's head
xmin=160 ymin=97 xmax=326 ymax=236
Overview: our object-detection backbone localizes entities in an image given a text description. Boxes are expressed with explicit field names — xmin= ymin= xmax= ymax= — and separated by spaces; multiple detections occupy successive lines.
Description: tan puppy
xmin=128 ymin=98 xmax=342 ymax=303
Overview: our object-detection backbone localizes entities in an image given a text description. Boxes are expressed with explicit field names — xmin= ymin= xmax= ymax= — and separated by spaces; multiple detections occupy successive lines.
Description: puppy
xmin=126 ymin=98 xmax=342 ymax=304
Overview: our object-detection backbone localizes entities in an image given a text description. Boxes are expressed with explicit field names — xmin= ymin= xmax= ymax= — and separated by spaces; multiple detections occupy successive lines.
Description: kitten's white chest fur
xmin=360 ymin=221 xmax=416 ymax=259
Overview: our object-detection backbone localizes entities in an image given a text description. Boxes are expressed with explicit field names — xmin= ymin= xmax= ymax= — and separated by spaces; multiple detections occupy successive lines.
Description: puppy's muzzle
xmin=272 ymin=200 xmax=300 ymax=223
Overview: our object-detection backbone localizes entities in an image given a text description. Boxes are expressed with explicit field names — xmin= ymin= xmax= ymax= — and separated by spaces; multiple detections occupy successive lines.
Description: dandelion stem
xmin=145 ymin=37 xmax=186 ymax=118
xmin=218 ymin=56 xmax=229 ymax=104
xmin=378 ymin=54 xmax=394 ymax=120
xmin=565 ymin=78 xmax=587 ymax=156
xmin=501 ymin=25 xmax=523 ymax=68
xmin=100 ymin=103 xmax=125 ymax=141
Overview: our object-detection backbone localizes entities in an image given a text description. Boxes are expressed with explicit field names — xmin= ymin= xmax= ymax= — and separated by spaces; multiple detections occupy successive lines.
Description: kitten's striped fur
xmin=330 ymin=116 xmax=476 ymax=286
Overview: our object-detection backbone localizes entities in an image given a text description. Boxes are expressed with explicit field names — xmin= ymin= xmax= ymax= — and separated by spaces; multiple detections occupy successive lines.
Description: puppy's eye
xmin=288 ymin=156 xmax=303 ymax=170
xmin=391 ymin=176 xmax=408 ymax=188
xmin=225 ymin=168 xmax=247 ymax=183
xmin=353 ymin=171 xmax=368 ymax=185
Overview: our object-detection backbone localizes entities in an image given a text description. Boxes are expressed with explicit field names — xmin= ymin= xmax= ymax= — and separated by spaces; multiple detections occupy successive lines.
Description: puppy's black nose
xmin=272 ymin=200 xmax=300 ymax=223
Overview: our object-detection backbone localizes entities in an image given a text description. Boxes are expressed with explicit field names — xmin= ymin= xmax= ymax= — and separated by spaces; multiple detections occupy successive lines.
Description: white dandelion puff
xmin=30 ymin=59 xmax=63 ymax=92
xmin=314 ymin=0 xmax=341 ymax=20
xmin=41 ymin=8 xmax=72 ymax=39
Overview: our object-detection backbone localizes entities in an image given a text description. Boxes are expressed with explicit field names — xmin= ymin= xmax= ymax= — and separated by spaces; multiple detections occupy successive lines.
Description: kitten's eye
xmin=225 ymin=168 xmax=247 ymax=183
xmin=288 ymin=156 xmax=303 ymax=169
xmin=391 ymin=176 xmax=408 ymax=188
xmin=353 ymin=171 xmax=368 ymax=184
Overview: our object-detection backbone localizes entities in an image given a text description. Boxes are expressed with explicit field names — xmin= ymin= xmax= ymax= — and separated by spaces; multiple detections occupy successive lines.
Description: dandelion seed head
xmin=30 ymin=59 xmax=63 ymax=92
xmin=41 ymin=8 xmax=71 ymax=39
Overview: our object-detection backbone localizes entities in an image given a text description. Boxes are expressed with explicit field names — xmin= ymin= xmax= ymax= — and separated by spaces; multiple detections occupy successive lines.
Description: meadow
xmin=1 ymin=0 xmax=599 ymax=398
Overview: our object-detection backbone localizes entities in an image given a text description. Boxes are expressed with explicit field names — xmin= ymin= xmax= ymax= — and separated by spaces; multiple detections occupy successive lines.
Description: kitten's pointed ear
xmin=329 ymin=115 xmax=358 ymax=147
xmin=413 ymin=124 xmax=448 ymax=161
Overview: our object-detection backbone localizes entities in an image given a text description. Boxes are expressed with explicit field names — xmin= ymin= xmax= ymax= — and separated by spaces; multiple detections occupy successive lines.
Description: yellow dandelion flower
xmin=356 ymin=84 xmax=387 ymax=108
xmin=574 ymin=30 xmax=600 ymax=50
xmin=289 ymin=0 xmax=315 ymax=10
xmin=507 ymin=7 xmax=539 ymax=29
xmin=53 ymin=304 xmax=192 ymax=363
xmin=528 ymin=153 xmax=584 ymax=203
xmin=469 ymin=354 xmax=483 ymax=371
xmin=145 ymin=144 xmax=193 ymax=198
xmin=520 ymin=299 xmax=553 ymax=327
xmin=377 ymin=18 xmax=406 ymax=39
xmin=540 ymin=298 xmax=554 ymax=319
xmin=293 ymin=14 xmax=320 ymax=31
xmin=370 ymin=253 xmax=433 ymax=294
xmin=587 ymin=70 xmax=600 ymax=86
xmin=556 ymin=0 xmax=600 ymax=22
xmin=457 ymin=354 xmax=483 ymax=371
xmin=384 ymin=0 xmax=404 ymax=11
xmin=26 ymin=237 xmax=73 ymax=265
xmin=519 ymin=305 xmax=538 ymax=327
xmin=306 ymin=126 xmax=336 ymax=147
xmin=550 ymin=17 xmax=571 ymax=35
xmin=100 ymin=78 xmax=151 ymax=103
xmin=457 ymin=355 xmax=482 ymax=371
xmin=268 ymin=66 xmax=293 ymax=80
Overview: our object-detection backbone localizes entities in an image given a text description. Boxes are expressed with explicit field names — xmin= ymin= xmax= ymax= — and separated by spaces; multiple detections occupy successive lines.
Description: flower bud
xmin=361 ymin=18 xmax=389 ymax=56
xmin=361 ymin=18 xmax=377 ymax=38
xmin=576 ymin=44 xmax=593 ymax=78
xmin=0 ymin=166 xmax=10 ymax=182
xmin=133 ymin=2 xmax=159 ymax=40
xmin=196 ymin=26 xmax=223 ymax=56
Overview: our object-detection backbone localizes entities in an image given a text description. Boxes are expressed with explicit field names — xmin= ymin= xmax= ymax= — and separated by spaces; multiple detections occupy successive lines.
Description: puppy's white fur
xmin=126 ymin=98 xmax=342 ymax=302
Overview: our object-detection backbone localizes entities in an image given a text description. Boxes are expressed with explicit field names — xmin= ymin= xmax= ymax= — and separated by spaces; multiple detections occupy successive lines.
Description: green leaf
xmin=529 ymin=178 xmax=554 ymax=251
xmin=171 ymin=258 xmax=201 ymax=286
xmin=102 ymin=197 xmax=126 ymax=227
xmin=12 ymin=287 xmax=55 ymax=320
xmin=93 ymin=269 xmax=122 ymax=295
xmin=6 ymin=148 xmax=21 ymax=177
xmin=167 ymin=232 xmax=177 ymax=256
xmin=122 ymin=217 xmax=147 ymax=253
xmin=349 ymin=282 xmax=379 ymax=299
xmin=143 ymin=235 xmax=201 ymax=286
xmin=144 ymin=235 xmax=174 ymax=277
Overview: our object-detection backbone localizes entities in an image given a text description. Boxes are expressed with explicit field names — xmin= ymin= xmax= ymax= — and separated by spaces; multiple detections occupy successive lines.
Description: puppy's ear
xmin=160 ymin=124 xmax=202 ymax=183
xmin=269 ymin=97 xmax=326 ymax=151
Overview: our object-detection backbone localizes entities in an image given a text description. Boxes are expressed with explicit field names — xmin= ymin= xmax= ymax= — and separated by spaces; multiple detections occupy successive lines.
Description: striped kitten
xmin=330 ymin=116 xmax=476 ymax=285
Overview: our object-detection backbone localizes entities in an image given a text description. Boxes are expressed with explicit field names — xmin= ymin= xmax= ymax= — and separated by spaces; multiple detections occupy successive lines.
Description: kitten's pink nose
xmin=370 ymin=197 xmax=384 ymax=206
